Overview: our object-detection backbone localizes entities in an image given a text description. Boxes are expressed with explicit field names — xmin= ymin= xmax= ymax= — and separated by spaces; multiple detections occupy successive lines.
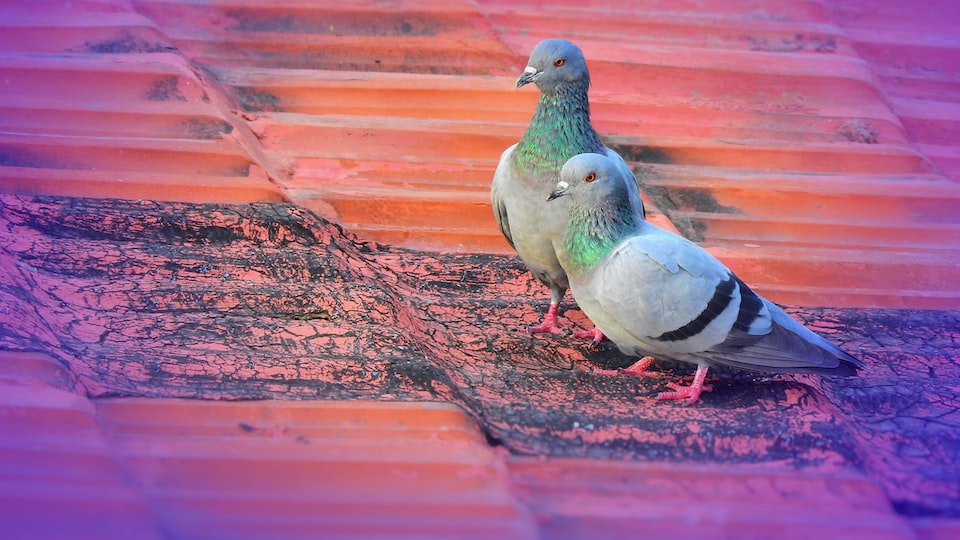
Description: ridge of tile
xmin=0 ymin=349 xmax=537 ymax=539
xmin=831 ymin=0 xmax=960 ymax=178
xmin=507 ymin=457 xmax=917 ymax=539
xmin=95 ymin=398 xmax=537 ymax=539
xmin=0 ymin=25 xmax=287 ymax=203
xmin=0 ymin=352 xmax=162 ymax=540
xmin=0 ymin=351 xmax=79 ymax=392
xmin=132 ymin=0 xmax=519 ymax=75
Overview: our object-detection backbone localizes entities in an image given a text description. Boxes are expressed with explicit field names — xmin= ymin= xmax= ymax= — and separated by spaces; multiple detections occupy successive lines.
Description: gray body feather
xmin=553 ymin=153 xmax=865 ymax=376
xmin=493 ymin=144 xmax=639 ymax=305
xmin=491 ymin=39 xmax=644 ymax=309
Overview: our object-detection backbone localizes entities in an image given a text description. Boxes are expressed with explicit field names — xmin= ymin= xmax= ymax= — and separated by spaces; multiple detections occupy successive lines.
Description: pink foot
xmin=656 ymin=365 xmax=713 ymax=406
xmin=572 ymin=327 xmax=605 ymax=349
xmin=593 ymin=356 xmax=654 ymax=377
xmin=526 ymin=302 xmax=564 ymax=335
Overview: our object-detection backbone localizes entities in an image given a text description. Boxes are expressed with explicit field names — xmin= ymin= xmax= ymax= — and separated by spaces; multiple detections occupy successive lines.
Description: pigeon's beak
xmin=516 ymin=66 xmax=539 ymax=88
xmin=547 ymin=181 xmax=569 ymax=202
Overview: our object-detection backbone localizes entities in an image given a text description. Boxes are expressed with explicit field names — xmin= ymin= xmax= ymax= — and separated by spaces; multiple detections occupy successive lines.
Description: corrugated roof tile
xmin=0 ymin=353 xmax=536 ymax=539
xmin=507 ymin=457 xmax=916 ymax=539
xmin=96 ymin=399 xmax=536 ymax=539
xmin=1 ymin=0 xmax=959 ymax=538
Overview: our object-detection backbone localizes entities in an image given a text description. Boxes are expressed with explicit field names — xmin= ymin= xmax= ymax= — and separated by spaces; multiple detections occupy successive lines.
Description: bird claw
xmin=572 ymin=327 xmax=605 ymax=349
xmin=620 ymin=356 xmax=654 ymax=376
xmin=655 ymin=365 xmax=713 ymax=405
xmin=526 ymin=302 xmax=567 ymax=335
xmin=656 ymin=382 xmax=714 ymax=406
xmin=526 ymin=319 xmax=566 ymax=335
xmin=592 ymin=356 xmax=654 ymax=377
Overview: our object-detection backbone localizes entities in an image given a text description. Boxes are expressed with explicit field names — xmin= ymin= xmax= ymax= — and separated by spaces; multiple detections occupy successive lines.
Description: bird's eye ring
xmin=585 ymin=172 xmax=596 ymax=183
xmin=554 ymin=58 xmax=565 ymax=67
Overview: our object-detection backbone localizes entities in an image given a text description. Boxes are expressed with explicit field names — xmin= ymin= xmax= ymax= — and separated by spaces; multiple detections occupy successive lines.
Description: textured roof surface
xmin=2 ymin=0 xmax=959 ymax=538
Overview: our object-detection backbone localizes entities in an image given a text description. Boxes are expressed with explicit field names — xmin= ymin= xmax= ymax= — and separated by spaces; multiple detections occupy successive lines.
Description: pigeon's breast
xmin=504 ymin=173 xmax=570 ymax=285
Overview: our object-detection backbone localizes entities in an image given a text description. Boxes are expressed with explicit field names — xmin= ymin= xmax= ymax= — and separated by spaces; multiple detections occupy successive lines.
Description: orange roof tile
xmin=1 ymin=0 xmax=959 ymax=538
xmin=506 ymin=457 xmax=917 ymax=539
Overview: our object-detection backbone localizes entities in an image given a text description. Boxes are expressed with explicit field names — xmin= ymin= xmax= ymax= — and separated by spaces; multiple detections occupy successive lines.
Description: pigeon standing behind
xmin=491 ymin=38 xmax=644 ymax=342
xmin=549 ymin=153 xmax=865 ymax=405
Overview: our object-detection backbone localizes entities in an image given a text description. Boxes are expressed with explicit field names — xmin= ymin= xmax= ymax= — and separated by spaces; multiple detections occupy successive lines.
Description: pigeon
xmin=491 ymin=38 xmax=644 ymax=343
xmin=549 ymin=153 xmax=865 ymax=405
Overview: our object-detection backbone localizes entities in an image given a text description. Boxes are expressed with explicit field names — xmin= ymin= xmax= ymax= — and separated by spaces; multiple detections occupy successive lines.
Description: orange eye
xmin=585 ymin=172 xmax=596 ymax=183
xmin=554 ymin=58 xmax=565 ymax=67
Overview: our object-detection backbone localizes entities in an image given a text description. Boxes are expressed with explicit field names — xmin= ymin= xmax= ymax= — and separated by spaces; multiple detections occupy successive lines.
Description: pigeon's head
xmin=516 ymin=39 xmax=590 ymax=92
xmin=549 ymin=153 xmax=626 ymax=205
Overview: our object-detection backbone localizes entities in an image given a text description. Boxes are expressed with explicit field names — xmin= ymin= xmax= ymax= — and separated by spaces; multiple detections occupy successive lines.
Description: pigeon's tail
xmin=700 ymin=301 xmax=866 ymax=376
xmin=767 ymin=305 xmax=866 ymax=376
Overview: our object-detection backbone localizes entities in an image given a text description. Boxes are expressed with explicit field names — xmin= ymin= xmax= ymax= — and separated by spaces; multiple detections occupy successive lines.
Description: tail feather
xmin=702 ymin=301 xmax=864 ymax=376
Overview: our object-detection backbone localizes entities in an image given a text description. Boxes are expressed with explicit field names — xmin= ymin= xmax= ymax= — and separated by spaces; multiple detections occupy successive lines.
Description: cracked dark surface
xmin=1 ymin=194 xmax=958 ymax=516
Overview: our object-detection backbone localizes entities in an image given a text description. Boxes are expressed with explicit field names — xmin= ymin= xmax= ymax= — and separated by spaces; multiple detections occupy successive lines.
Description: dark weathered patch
xmin=606 ymin=142 xmax=673 ymax=165
xmin=180 ymin=118 xmax=234 ymax=139
xmin=838 ymin=119 xmax=880 ymax=144
xmin=663 ymin=187 xmax=740 ymax=214
xmin=634 ymin=183 xmax=738 ymax=241
xmin=1 ymin=195 xmax=958 ymax=517
xmin=233 ymin=87 xmax=282 ymax=112
xmin=224 ymin=9 xmax=442 ymax=36
xmin=145 ymin=76 xmax=187 ymax=102
xmin=82 ymin=31 xmax=174 ymax=54
xmin=0 ymin=146 xmax=61 ymax=169
xmin=741 ymin=34 xmax=837 ymax=53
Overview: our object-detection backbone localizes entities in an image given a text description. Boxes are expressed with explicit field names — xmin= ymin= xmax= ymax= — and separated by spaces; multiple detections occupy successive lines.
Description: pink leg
xmin=526 ymin=302 xmax=564 ymax=335
xmin=593 ymin=356 xmax=654 ymax=377
xmin=572 ymin=326 xmax=605 ymax=349
xmin=656 ymin=365 xmax=714 ymax=406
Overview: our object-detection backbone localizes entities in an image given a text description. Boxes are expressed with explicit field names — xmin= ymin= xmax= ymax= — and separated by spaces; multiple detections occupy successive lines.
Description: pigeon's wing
xmin=602 ymin=147 xmax=645 ymax=219
xmin=588 ymin=229 xmax=745 ymax=352
xmin=701 ymin=294 xmax=865 ymax=375
xmin=592 ymin=227 xmax=863 ymax=375
xmin=491 ymin=144 xmax=518 ymax=249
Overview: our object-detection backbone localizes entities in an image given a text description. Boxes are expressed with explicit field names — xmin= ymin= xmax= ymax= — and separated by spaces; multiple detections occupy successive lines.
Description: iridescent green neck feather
xmin=513 ymin=82 xmax=604 ymax=179
xmin=563 ymin=198 xmax=640 ymax=275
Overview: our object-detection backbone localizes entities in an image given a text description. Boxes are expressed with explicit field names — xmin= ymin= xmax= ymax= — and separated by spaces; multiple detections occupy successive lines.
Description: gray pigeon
xmin=549 ymin=153 xmax=865 ymax=404
xmin=491 ymin=38 xmax=644 ymax=341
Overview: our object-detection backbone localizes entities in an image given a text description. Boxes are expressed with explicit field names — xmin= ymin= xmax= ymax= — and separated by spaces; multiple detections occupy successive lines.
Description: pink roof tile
xmin=1 ymin=0 xmax=959 ymax=538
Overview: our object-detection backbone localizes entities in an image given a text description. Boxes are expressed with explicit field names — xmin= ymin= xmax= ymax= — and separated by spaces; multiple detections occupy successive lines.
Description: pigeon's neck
xmin=562 ymin=199 xmax=640 ymax=275
xmin=514 ymin=83 xmax=604 ymax=178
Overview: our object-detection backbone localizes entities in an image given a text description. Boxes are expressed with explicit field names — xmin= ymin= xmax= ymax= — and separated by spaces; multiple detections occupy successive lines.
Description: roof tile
xmin=507 ymin=457 xmax=916 ymax=539
xmin=1 ymin=0 xmax=959 ymax=537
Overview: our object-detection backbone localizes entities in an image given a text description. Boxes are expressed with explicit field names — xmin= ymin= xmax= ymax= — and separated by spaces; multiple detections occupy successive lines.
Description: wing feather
xmin=490 ymin=144 xmax=517 ymax=249
xmin=586 ymin=228 xmax=735 ymax=348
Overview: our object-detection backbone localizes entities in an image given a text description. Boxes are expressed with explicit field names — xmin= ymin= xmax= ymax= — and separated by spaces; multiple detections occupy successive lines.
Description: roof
xmin=1 ymin=0 xmax=959 ymax=538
